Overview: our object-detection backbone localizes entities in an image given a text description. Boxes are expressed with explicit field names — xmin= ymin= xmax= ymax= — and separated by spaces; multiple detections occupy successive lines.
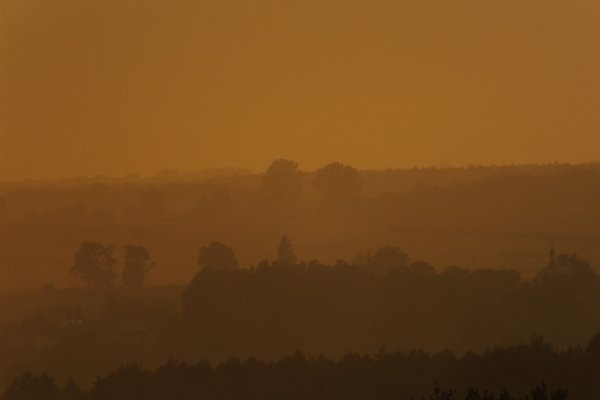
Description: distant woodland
xmin=0 ymin=162 xmax=599 ymax=291
xmin=0 ymin=162 xmax=599 ymax=397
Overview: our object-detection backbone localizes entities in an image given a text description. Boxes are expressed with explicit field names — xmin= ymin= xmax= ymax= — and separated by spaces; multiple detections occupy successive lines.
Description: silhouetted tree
xmin=61 ymin=377 xmax=83 ymax=400
xmin=498 ymin=389 xmax=513 ymax=400
xmin=586 ymin=331 xmax=600 ymax=357
xmin=276 ymin=235 xmax=297 ymax=267
xmin=548 ymin=245 xmax=557 ymax=268
xmin=70 ymin=242 xmax=117 ymax=288
xmin=531 ymin=383 xmax=568 ymax=400
xmin=91 ymin=363 xmax=151 ymax=399
xmin=263 ymin=159 xmax=302 ymax=200
xmin=2 ymin=373 xmax=59 ymax=400
xmin=411 ymin=260 xmax=437 ymax=276
xmin=429 ymin=382 xmax=455 ymax=400
xmin=122 ymin=245 xmax=153 ymax=288
xmin=441 ymin=265 xmax=471 ymax=280
xmin=312 ymin=162 xmax=361 ymax=203
xmin=198 ymin=241 xmax=239 ymax=270
xmin=371 ymin=245 xmax=410 ymax=272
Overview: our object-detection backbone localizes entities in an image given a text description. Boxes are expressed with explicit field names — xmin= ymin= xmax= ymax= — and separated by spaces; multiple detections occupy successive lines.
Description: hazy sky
xmin=1 ymin=0 xmax=599 ymax=179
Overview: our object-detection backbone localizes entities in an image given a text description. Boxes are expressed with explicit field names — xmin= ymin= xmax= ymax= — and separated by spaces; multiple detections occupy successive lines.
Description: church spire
xmin=548 ymin=245 xmax=557 ymax=268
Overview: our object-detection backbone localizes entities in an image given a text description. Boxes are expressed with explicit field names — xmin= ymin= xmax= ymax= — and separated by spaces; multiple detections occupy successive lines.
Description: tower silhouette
xmin=548 ymin=245 xmax=557 ymax=268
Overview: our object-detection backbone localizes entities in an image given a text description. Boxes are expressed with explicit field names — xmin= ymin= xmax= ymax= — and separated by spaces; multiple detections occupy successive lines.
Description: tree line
xmin=67 ymin=237 xmax=600 ymax=355
xmin=7 ymin=335 xmax=599 ymax=399
xmin=6 ymin=238 xmax=595 ymax=394
xmin=2 ymin=160 xmax=600 ymax=293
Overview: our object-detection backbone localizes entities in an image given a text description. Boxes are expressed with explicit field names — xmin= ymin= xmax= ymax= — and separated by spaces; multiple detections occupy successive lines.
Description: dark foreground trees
xmin=1 ymin=373 xmax=59 ymax=400
xmin=1 ymin=347 xmax=578 ymax=400
xmin=11 ymin=244 xmax=599 ymax=400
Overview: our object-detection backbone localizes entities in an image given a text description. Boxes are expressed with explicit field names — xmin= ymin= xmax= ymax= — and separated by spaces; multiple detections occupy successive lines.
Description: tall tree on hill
xmin=312 ymin=162 xmax=361 ymax=206
xmin=122 ymin=245 xmax=153 ymax=288
xmin=371 ymin=245 xmax=410 ymax=272
xmin=262 ymin=159 xmax=303 ymax=213
xmin=198 ymin=242 xmax=239 ymax=270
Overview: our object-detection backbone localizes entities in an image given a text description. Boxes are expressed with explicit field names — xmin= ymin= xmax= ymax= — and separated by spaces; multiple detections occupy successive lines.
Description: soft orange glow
xmin=2 ymin=0 xmax=599 ymax=179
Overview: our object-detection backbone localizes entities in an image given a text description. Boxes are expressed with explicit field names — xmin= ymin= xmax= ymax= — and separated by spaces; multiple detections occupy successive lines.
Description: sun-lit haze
xmin=1 ymin=0 xmax=599 ymax=180
xmin=4 ymin=2 xmax=600 ymax=398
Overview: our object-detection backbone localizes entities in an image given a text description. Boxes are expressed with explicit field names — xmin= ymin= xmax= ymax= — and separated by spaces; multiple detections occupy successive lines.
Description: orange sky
xmin=1 ymin=0 xmax=599 ymax=180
